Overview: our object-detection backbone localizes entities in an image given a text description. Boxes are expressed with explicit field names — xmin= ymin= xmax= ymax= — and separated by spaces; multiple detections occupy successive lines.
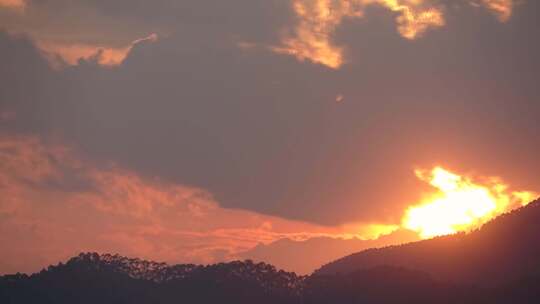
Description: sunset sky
xmin=1 ymin=0 xmax=539 ymax=275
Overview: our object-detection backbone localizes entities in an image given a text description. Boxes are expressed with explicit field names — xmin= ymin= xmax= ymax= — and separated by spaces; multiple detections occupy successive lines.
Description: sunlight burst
xmin=403 ymin=167 xmax=537 ymax=238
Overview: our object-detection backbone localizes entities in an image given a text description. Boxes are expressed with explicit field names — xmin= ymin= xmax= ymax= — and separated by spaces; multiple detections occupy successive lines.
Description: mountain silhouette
xmin=2 ymin=199 xmax=540 ymax=303
xmin=316 ymin=199 xmax=540 ymax=286
xmin=0 ymin=253 xmax=302 ymax=304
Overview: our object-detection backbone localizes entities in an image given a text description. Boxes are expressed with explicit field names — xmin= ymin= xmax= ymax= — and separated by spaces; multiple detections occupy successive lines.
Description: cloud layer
xmin=0 ymin=134 xmax=396 ymax=274
xmin=0 ymin=0 xmax=539 ymax=273
xmin=273 ymin=0 xmax=517 ymax=68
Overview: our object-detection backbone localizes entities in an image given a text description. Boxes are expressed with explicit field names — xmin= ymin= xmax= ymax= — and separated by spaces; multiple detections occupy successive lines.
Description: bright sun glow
xmin=403 ymin=167 xmax=538 ymax=239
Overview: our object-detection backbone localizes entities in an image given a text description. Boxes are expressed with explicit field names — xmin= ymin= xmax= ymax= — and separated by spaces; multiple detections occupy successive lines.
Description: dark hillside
xmin=0 ymin=253 xmax=301 ymax=304
xmin=316 ymin=199 xmax=540 ymax=286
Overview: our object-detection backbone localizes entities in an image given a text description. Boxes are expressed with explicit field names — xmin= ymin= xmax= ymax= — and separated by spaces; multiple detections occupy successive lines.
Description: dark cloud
xmin=1 ymin=0 xmax=539 ymax=227
xmin=1 ymin=0 xmax=292 ymax=46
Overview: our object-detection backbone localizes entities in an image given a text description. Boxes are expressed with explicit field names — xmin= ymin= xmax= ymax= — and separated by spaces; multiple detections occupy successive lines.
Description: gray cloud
xmin=0 ymin=0 xmax=291 ymax=46
xmin=0 ymin=1 xmax=539 ymax=226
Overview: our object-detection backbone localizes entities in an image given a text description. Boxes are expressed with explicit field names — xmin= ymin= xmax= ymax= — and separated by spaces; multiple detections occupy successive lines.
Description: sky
xmin=0 ymin=0 xmax=539 ymax=274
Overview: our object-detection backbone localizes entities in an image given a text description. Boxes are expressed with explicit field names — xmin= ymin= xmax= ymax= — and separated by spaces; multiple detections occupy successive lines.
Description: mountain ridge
xmin=316 ymin=198 xmax=540 ymax=286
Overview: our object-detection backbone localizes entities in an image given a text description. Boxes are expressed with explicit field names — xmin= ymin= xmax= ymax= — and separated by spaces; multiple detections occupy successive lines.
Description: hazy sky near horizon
xmin=1 ymin=0 xmax=539 ymax=274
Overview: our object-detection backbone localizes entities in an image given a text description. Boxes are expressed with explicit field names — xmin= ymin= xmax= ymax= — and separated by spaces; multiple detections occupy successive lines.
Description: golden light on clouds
xmin=272 ymin=0 xmax=358 ymax=68
xmin=276 ymin=0 xmax=516 ymax=68
xmin=274 ymin=0 xmax=445 ymax=68
xmin=402 ymin=167 xmax=538 ymax=238
xmin=370 ymin=0 xmax=445 ymax=40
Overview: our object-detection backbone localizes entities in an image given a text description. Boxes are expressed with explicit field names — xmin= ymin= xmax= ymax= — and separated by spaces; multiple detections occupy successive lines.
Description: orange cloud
xmin=0 ymin=134 xmax=396 ymax=274
xmin=478 ymin=0 xmax=514 ymax=22
xmin=0 ymin=0 xmax=25 ymax=11
xmin=275 ymin=0 xmax=515 ymax=68
xmin=272 ymin=0 xmax=357 ymax=68
xmin=274 ymin=0 xmax=444 ymax=68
